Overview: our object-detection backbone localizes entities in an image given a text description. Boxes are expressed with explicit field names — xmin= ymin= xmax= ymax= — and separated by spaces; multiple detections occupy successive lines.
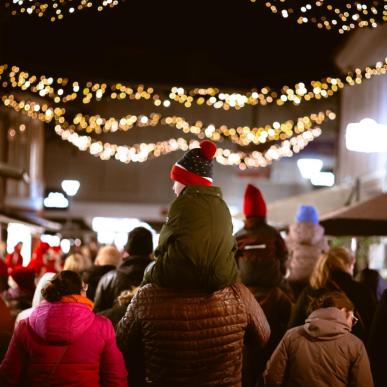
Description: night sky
xmin=0 ymin=0 xmax=347 ymax=89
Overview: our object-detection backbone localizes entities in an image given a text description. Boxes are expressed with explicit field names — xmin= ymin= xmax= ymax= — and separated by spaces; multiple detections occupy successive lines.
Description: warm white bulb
xmin=61 ymin=180 xmax=80 ymax=196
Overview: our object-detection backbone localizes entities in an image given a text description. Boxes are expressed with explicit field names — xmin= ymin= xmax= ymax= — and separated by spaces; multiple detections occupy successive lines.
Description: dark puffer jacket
xmin=93 ymin=255 xmax=153 ymax=312
xmin=368 ymin=289 xmax=387 ymax=387
xmin=116 ymin=282 xmax=270 ymax=387
xmin=143 ymin=185 xmax=238 ymax=291
xmin=235 ymin=217 xmax=288 ymax=288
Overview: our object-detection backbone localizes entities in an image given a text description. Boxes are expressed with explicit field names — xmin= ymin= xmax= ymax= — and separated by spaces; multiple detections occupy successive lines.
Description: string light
xmin=54 ymin=121 xmax=322 ymax=168
xmin=3 ymin=0 xmax=123 ymax=22
xmin=0 ymin=93 xmax=323 ymax=168
xmin=1 ymin=94 xmax=65 ymax=122
xmin=169 ymin=58 xmax=387 ymax=109
xmin=72 ymin=110 xmax=336 ymax=146
xmin=1 ymin=58 xmax=386 ymax=110
xmin=0 ymin=65 xmax=154 ymax=105
xmin=258 ymin=0 xmax=387 ymax=34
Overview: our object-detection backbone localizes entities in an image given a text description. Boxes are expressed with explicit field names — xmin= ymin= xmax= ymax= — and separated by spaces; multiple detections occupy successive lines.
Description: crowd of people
xmin=0 ymin=140 xmax=386 ymax=386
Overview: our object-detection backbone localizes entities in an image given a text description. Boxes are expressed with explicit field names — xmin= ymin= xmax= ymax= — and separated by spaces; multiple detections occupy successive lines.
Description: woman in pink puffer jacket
xmin=0 ymin=270 xmax=128 ymax=387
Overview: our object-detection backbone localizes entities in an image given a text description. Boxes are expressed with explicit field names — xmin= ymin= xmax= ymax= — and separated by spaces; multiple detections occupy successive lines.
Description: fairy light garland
xmin=72 ymin=110 xmax=336 ymax=146
xmin=0 ymin=65 xmax=154 ymax=105
xmin=0 ymin=93 xmax=324 ymax=169
xmin=54 ymin=122 xmax=322 ymax=169
xmin=255 ymin=0 xmax=387 ymax=34
xmin=170 ymin=58 xmax=387 ymax=109
xmin=3 ymin=0 xmax=123 ymax=22
xmin=1 ymin=94 xmax=65 ymax=123
xmin=1 ymin=58 xmax=386 ymax=110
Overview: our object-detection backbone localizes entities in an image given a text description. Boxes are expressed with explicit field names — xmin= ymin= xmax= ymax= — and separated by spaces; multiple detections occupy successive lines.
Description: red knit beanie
xmin=10 ymin=266 xmax=36 ymax=292
xmin=243 ymin=184 xmax=267 ymax=218
xmin=170 ymin=140 xmax=217 ymax=186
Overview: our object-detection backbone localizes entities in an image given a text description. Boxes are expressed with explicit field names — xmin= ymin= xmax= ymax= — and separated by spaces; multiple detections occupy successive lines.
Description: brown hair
xmin=310 ymin=247 xmax=355 ymax=289
xmin=42 ymin=270 xmax=83 ymax=302
xmin=307 ymin=291 xmax=354 ymax=315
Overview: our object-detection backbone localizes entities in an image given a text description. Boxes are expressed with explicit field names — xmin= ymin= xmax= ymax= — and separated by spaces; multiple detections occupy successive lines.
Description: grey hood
xmin=304 ymin=307 xmax=351 ymax=340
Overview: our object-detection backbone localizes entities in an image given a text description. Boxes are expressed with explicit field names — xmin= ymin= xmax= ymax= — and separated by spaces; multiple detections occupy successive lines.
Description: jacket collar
xmin=244 ymin=216 xmax=267 ymax=230
xmin=181 ymin=185 xmax=223 ymax=198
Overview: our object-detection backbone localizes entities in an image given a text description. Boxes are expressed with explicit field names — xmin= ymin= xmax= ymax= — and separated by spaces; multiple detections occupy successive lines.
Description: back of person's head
xmin=310 ymin=247 xmax=355 ymax=289
xmin=95 ymin=245 xmax=122 ymax=267
xmin=42 ymin=270 xmax=82 ymax=302
xmin=307 ymin=291 xmax=354 ymax=315
xmin=63 ymin=253 xmax=89 ymax=273
xmin=126 ymin=227 xmax=153 ymax=256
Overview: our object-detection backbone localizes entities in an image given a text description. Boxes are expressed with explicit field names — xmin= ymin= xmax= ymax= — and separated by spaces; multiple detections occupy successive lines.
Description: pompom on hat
xmin=170 ymin=140 xmax=217 ymax=186
xmin=296 ymin=205 xmax=319 ymax=224
xmin=243 ymin=184 xmax=267 ymax=218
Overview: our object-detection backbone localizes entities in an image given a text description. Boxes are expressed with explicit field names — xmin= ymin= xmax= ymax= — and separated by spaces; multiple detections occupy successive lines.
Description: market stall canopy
xmin=265 ymin=185 xmax=352 ymax=229
xmin=320 ymin=193 xmax=387 ymax=236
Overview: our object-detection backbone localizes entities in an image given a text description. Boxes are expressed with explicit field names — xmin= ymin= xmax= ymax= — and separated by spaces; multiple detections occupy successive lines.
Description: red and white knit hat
xmin=170 ymin=140 xmax=217 ymax=186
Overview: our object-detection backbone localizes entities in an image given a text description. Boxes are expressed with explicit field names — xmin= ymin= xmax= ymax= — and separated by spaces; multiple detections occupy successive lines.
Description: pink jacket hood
xmin=29 ymin=301 xmax=95 ymax=345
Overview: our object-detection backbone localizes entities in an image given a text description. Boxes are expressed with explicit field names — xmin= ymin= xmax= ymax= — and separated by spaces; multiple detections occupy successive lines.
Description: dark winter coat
xmin=368 ymin=289 xmax=387 ymax=387
xmin=286 ymin=222 xmax=329 ymax=283
xmin=116 ymin=282 xmax=270 ymax=387
xmin=289 ymin=270 xmax=376 ymax=341
xmin=242 ymin=286 xmax=292 ymax=387
xmin=83 ymin=264 xmax=116 ymax=301
xmin=264 ymin=307 xmax=374 ymax=387
xmin=93 ymin=255 xmax=153 ymax=312
xmin=99 ymin=303 xmax=130 ymax=329
xmin=143 ymin=185 xmax=238 ymax=291
xmin=235 ymin=217 xmax=288 ymax=288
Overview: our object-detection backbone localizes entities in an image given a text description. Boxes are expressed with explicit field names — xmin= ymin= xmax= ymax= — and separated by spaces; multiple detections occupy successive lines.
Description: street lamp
xmin=61 ymin=180 xmax=80 ymax=197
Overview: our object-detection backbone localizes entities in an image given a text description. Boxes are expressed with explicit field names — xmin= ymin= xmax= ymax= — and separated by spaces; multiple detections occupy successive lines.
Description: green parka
xmin=143 ymin=185 xmax=238 ymax=291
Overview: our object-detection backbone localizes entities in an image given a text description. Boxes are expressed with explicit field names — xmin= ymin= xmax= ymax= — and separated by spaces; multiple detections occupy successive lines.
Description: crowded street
xmin=0 ymin=1 xmax=386 ymax=386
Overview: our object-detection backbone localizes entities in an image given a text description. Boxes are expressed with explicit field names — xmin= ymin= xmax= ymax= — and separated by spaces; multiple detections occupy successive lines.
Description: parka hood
xmin=29 ymin=301 xmax=95 ymax=345
xmin=304 ymin=307 xmax=351 ymax=340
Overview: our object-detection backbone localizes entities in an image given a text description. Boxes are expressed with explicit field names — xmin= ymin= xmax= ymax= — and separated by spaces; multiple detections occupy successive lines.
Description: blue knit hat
xmin=296 ymin=205 xmax=319 ymax=225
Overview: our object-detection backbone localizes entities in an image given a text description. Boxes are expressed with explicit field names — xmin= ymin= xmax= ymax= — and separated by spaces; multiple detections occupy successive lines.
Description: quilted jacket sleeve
xmin=116 ymin=291 xmax=145 ymax=387
xmin=235 ymin=283 xmax=270 ymax=347
xmin=0 ymin=320 xmax=28 ymax=386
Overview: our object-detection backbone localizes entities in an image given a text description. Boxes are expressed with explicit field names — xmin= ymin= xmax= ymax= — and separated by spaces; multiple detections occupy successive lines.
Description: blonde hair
xmin=95 ymin=245 xmax=122 ymax=267
xmin=117 ymin=287 xmax=139 ymax=306
xmin=63 ymin=253 xmax=91 ymax=274
xmin=310 ymin=247 xmax=355 ymax=289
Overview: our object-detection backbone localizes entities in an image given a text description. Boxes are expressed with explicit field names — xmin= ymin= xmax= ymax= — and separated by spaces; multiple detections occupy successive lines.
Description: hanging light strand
xmin=1 ymin=58 xmax=386 ymax=110
xmin=54 ymin=120 xmax=322 ymax=169
xmin=72 ymin=109 xmax=336 ymax=146
xmin=3 ymin=0 xmax=124 ymax=22
xmin=255 ymin=0 xmax=387 ymax=34
xmin=0 ymin=93 xmax=323 ymax=169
